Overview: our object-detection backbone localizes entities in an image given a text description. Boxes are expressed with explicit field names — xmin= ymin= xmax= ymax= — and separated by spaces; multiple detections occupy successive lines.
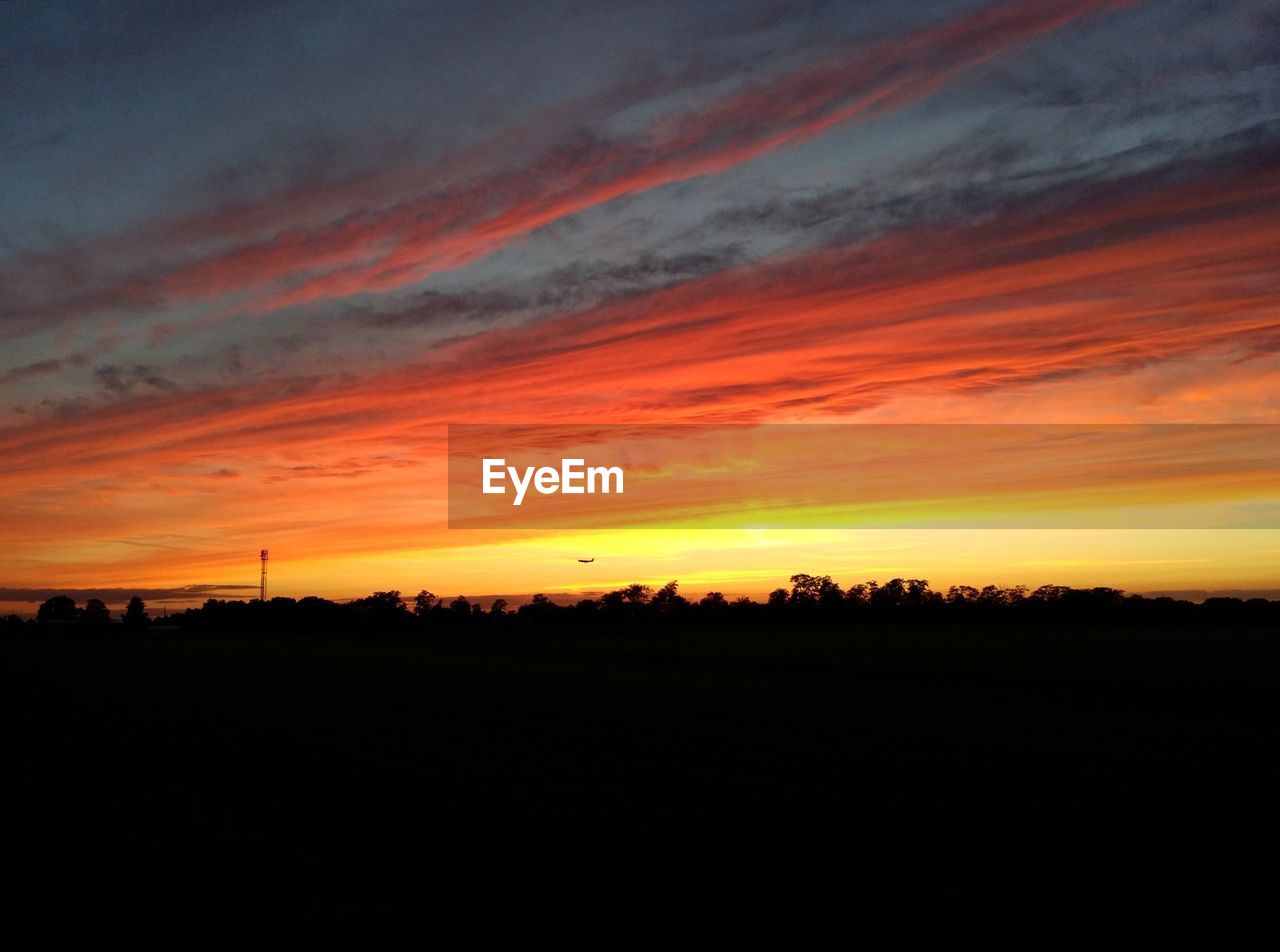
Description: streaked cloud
xmin=1 ymin=0 xmax=1277 ymax=600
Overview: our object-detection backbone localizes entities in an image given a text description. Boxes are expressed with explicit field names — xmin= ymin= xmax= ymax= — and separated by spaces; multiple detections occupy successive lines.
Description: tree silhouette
xmin=622 ymin=584 xmax=652 ymax=606
xmin=350 ymin=591 xmax=408 ymax=625
xmin=413 ymin=590 xmax=438 ymax=616
xmin=34 ymin=574 xmax=1273 ymax=639
xmin=81 ymin=598 xmax=111 ymax=623
xmin=651 ymin=580 xmax=687 ymax=612
xmin=37 ymin=595 xmax=77 ymax=624
xmin=842 ymin=583 xmax=868 ymax=607
xmin=518 ymin=593 xmax=558 ymax=622
xmin=123 ymin=596 xmax=149 ymax=630
xmin=788 ymin=573 xmax=838 ymax=605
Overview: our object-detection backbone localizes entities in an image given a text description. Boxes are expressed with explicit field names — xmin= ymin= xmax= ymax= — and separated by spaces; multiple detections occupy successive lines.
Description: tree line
xmin=6 ymin=575 xmax=1278 ymax=637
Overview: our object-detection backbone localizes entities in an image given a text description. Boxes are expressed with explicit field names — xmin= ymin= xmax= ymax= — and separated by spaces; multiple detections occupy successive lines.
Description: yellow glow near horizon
xmin=176 ymin=527 xmax=1280 ymax=603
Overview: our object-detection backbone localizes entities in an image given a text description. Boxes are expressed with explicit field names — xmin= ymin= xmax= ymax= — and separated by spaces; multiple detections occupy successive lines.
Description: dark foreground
xmin=4 ymin=623 xmax=1279 ymax=902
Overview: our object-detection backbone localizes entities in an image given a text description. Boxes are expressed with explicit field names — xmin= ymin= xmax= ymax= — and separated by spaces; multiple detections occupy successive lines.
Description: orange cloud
xmin=4 ymin=125 xmax=1278 ymax=599
xmin=150 ymin=0 xmax=1133 ymax=314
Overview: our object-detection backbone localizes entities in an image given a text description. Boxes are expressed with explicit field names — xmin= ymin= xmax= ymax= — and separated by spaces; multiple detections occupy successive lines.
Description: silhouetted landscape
xmin=9 ymin=575 xmax=1280 ymax=636
xmin=5 ymin=575 xmax=1279 ymax=903
xmin=8 ymin=0 xmax=1280 ymax=921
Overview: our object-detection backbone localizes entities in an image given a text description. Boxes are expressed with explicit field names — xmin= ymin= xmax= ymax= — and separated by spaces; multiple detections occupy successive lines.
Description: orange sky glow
xmin=2 ymin=0 xmax=1278 ymax=612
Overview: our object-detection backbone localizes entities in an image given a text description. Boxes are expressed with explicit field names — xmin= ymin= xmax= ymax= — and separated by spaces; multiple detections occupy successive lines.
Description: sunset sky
xmin=2 ymin=0 xmax=1279 ymax=611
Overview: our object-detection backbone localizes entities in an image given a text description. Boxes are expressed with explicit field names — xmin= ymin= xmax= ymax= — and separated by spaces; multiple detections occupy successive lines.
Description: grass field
xmin=5 ymin=622 xmax=1278 ymax=870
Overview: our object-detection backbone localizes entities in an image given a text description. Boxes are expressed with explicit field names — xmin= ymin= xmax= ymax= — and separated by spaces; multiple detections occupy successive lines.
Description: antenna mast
xmin=260 ymin=548 xmax=269 ymax=602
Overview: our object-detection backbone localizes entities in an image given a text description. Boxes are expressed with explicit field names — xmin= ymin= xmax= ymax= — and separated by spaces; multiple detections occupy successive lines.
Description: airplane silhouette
xmin=577 ymin=558 xmax=595 ymax=563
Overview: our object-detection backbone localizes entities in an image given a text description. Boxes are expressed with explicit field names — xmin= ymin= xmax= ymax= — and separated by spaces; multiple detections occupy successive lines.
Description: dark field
xmin=5 ymin=623 xmax=1280 ymax=890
